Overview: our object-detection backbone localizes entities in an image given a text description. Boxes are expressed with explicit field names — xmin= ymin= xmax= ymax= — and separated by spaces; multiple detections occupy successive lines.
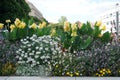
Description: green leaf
xmin=101 ymin=31 xmax=111 ymax=42
xmin=80 ymin=37 xmax=93 ymax=49
xmin=9 ymin=28 xmax=17 ymax=40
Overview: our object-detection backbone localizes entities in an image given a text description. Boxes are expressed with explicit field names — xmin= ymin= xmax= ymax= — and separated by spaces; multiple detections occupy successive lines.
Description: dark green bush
xmin=0 ymin=40 xmax=19 ymax=75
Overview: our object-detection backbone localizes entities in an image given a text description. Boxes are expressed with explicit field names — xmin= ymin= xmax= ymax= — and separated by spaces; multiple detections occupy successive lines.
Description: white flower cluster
xmin=16 ymin=34 xmax=63 ymax=67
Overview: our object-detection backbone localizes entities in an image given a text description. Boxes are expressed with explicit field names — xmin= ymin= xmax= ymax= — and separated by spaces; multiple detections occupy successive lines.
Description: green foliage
xmin=55 ymin=21 xmax=112 ymax=52
xmin=2 ymin=18 xmax=49 ymax=41
xmin=16 ymin=64 xmax=49 ymax=76
xmin=0 ymin=20 xmax=117 ymax=76
xmin=101 ymin=32 xmax=111 ymax=42
xmin=79 ymin=22 xmax=93 ymax=36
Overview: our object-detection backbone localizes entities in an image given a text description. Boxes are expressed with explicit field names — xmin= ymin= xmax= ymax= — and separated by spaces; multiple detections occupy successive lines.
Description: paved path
xmin=0 ymin=77 xmax=120 ymax=80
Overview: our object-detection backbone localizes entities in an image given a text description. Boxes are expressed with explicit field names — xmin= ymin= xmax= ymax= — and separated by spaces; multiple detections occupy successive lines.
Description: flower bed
xmin=0 ymin=19 xmax=120 ymax=76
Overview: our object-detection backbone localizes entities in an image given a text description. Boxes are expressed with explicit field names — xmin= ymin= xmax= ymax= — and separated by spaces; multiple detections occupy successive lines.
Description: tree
xmin=58 ymin=16 xmax=67 ymax=25
xmin=0 ymin=0 xmax=31 ymax=23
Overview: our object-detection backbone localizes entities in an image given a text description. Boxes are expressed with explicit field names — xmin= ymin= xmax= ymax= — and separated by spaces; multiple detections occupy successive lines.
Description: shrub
xmin=75 ymin=40 xmax=120 ymax=76
xmin=0 ymin=40 xmax=18 ymax=75
xmin=15 ymin=35 xmax=69 ymax=76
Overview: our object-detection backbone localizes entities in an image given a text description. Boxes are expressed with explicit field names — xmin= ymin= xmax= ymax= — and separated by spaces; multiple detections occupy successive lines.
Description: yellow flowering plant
xmin=6 ymin=18 xmax=27 ymax=40
xmin=0 ymin=23 xmax=4 ymax=29
xmin=2 ymin=17 xmax=51 ymax=41
xmin=95 ymin=68 xmax=112 ymax=77
xmin=56 ymin=21 xmax=112 ymax=53
xmin=35 ymin=21 xmax=52 ymax=36
xmin=2 ymin=62 xmax=16 ymax=76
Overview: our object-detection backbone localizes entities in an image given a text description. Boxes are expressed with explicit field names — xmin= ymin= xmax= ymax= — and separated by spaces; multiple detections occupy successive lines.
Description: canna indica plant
xmin=2 ymin=18 xmax=27 ymax=40
xmin=56 ymin=21 xmax=112 ymax=52
xmin=2 ymin=18 xmax=50 ymax=41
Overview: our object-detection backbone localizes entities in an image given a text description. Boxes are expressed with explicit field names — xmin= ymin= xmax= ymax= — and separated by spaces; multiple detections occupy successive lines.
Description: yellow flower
xmin=102 ymin=72 xmax=105 ymax=75
xmin=100 ymin=25 xmax=106 ymax=30
xmin=98 ymin=34 xmax=103 ymax=37
xmin=71 ymin=31 xmax=77 ymax=37
xmin=38 ymin=21 xmax=46 ymax=29
xmin=95 ymin=73 xmax=99 ymax=76
xmin=106 ymin=69 xmax=111 ymax=74
xmin=96 ymin=20 xmax=102 ymax=27
xmin=30 ymin=23 xmax=37 ymax=29
xmin=42 ymin=21 xmax=46 ymax=27
xmin=55 ymin=64 xmax=59 ymax=68
xmin=2 ymin=62 xmax=16 ymax=75
xmin=18 ymin=22 xmax=26 ymax=29
xmin=50 ymin=28 xmax=56 ymax=36
xmin=14 ymin=18 xmax=21 ymax=27
xmin=101 ymin=74 xmax=104 ymax=77
xmin=6 ymin=19 xmax=11 ymax=23
xmin=10 ymin=24 xmax=15 ymax=32
xmin=64 ymin=21 xmax=70 ymax=32
xmin=119 ymin=70 xmax=120 ymax=73
xmin=102 ymin=69 xmax=106 ymax=72
xmin=0 ymin=23 xmax=4 ymax=29
xmin=98 ymin=74 xmax=101 ymax=77
xmin=100 ymin=70 xmax=103 ymax=73
xmin=75 ymin=72 xmax=79 ymax=76
xmin=107 ymin=70 xmax=111 ymax=74
xmin=71 ymin=23 xmax=77 ymax=31
xmin=38 ymin=23 xmax=44 ymax=29
xmin=66 ymin=72 xmax=70 ymax=75
xmin=70 ymin=74 xmax=73 ymax=77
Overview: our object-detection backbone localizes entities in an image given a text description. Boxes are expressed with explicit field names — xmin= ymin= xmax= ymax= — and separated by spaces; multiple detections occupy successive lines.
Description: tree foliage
xmin=0 ymin=0 xmax=31 ymax=23
xmin=58 ymin=16 xmax=67 ymax=25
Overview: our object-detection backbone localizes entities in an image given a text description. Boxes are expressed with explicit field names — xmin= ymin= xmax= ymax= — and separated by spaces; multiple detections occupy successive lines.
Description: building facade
xmin=99 ymin=4 xmax=120 ymax=34
xmin=26 ymin=0 xmax=43 ymax=19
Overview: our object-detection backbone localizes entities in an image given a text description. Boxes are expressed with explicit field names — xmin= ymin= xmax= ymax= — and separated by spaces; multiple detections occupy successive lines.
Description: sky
xmin=28 ymin=0 xmax=119 ymax=23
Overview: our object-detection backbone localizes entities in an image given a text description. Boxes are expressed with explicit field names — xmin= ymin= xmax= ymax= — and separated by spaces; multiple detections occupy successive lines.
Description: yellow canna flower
xmin=100 ymin=25 xmax=106 ymax=30
xmin=18 ymin=22 xmax=26 ymax=29
xmin=10 ymin=24 xmax=15 ymax=32
xmin=38 ymin=23 xmax=44 ymax=29
xmin=64 ymin=21 xmax=70 ymax=32
xmin=38 ymin=21 xmax=46 ymax=29
xmin=6 ymin=19 xmax=11 ymax=23
xmin=30 ymin=23 xmax=37 ymax=29
xmin=42 ymin=21 xmax=46 ymax=27
xmin=71 ymin=31 xmax=77 ymax=37
xmin=14 ymin=18 xmax=21 ymax=27
xmin=50 ymin=28 xmax=56 ymax=36
xmin=0 ymin=23 xmax=4 ymax=29
xmin=71 ymin=23 xmax=77 ymax=31
xmin=96 ymin=20 xmax=102 ymax=27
